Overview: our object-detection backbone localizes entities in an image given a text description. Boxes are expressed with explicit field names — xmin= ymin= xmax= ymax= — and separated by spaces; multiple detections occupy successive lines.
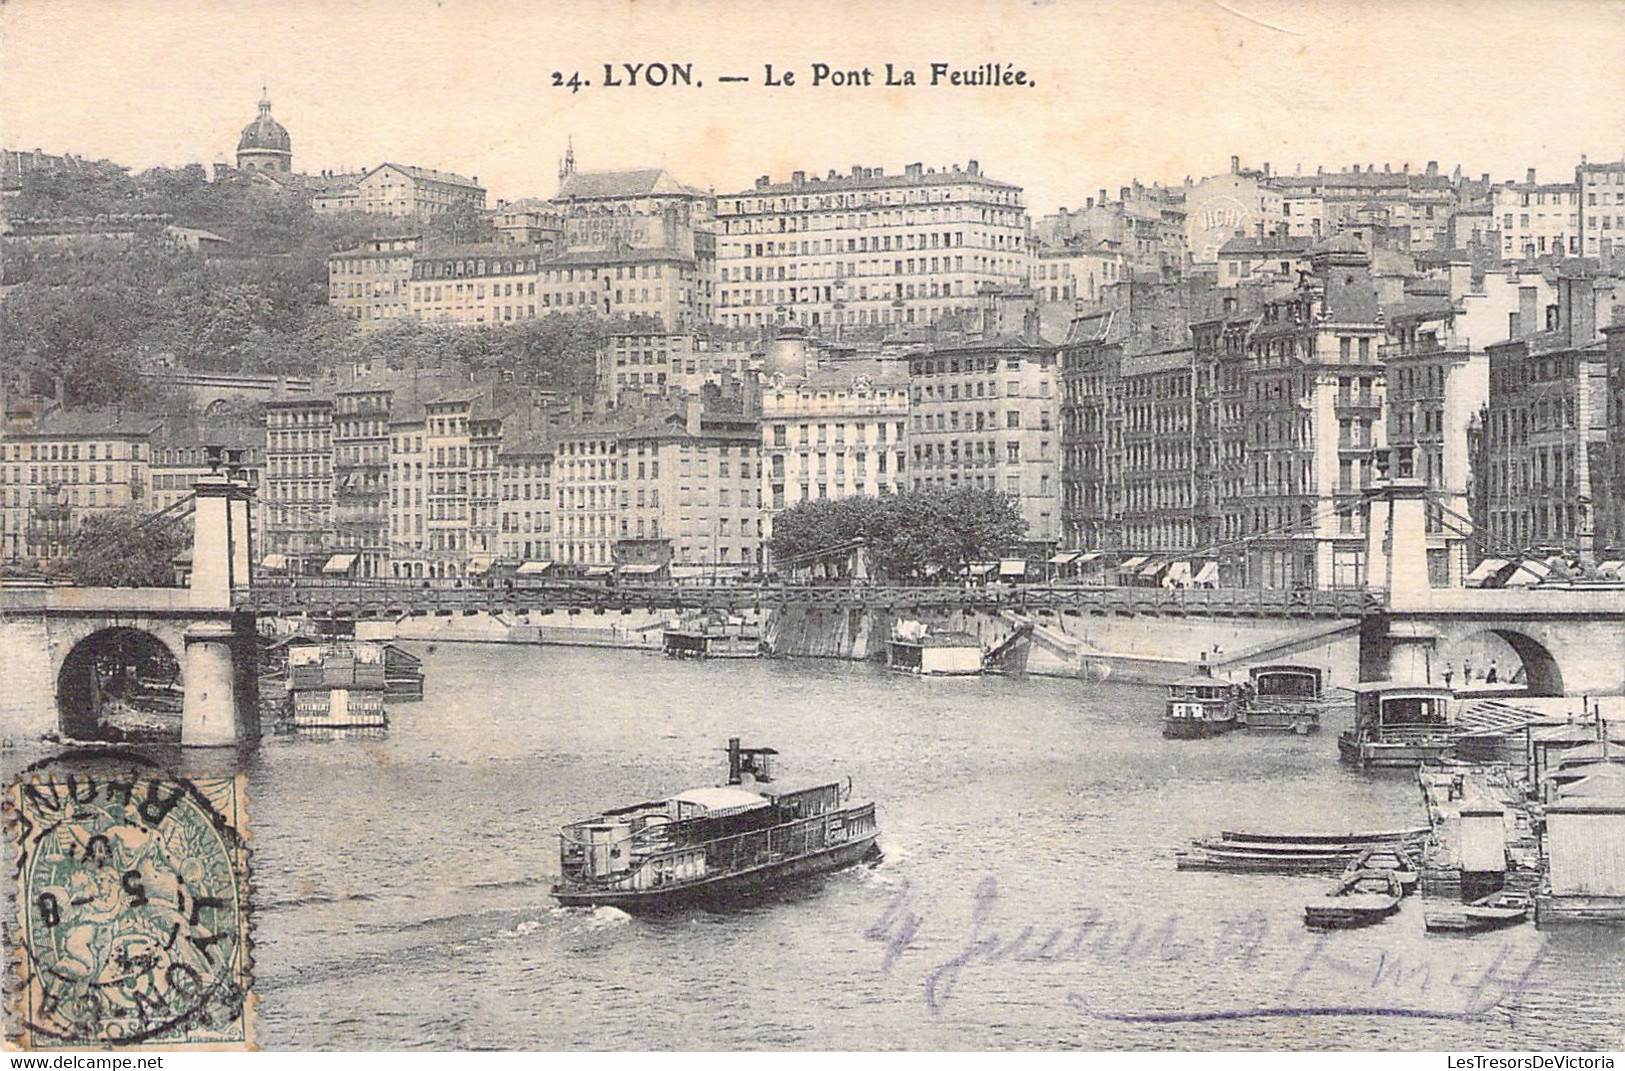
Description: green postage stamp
xmin=6 ymin=762 xmax=254 ymax=1050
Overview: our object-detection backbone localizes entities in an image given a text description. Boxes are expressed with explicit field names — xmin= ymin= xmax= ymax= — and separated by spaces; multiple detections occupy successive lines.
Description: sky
xmin=2 ymin=0 xmax=1623 ymax=215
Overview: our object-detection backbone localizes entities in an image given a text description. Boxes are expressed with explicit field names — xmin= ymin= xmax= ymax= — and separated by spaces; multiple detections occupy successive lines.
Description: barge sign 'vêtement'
xmin=552 ymin=740 xmax=880 ymax=910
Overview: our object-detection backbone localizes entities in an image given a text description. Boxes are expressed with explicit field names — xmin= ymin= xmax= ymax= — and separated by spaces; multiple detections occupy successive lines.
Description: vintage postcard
xmin=1 ymin=0 xmax=1624 ymax=1055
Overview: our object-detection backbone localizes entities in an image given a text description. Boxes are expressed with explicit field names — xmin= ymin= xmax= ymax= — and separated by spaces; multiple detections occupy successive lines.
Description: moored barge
xmin=1242 ymin=664 xmax=1327 ymax=734
xmin=553 ymin=739 xmax=880 ymax=911
xmin=886 ymin=620 xmax=983 ymax=676
xmin=1338 ymin=682 xmax=1456 ymax=767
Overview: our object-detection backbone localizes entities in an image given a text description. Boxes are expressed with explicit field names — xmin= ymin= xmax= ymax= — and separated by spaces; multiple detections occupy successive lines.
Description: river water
xmin=9 ymin=643 xmax=1624 ymax=1050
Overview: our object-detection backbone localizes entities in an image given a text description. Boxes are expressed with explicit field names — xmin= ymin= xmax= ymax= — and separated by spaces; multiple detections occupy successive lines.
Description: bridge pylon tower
xmin=182 ymin=453 xmax=259 ymax=747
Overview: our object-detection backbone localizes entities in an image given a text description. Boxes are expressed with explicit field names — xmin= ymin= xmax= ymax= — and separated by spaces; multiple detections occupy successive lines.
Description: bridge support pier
xmin=180 ymin=620 xmax=259 ymax=747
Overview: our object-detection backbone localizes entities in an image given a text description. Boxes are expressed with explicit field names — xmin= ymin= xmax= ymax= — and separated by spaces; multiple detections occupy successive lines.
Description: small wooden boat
xmin=1178 ymin=826 xmax=1429 ymax=874
xmin=1347 ymin=844 xmax=1420 ymax=896
xmin=1162 ymin=662 xmax=1241 ymax=739
xmin=1304 ymin=869 xmax=1404 ymax=929
xmin=1424 ymin=892 xmax=1531 ymax=934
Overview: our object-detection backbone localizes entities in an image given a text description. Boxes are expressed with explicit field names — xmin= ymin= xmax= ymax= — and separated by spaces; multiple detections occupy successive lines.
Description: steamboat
xmin=1162 ymin=661 xmax=1241 ymax=738
xmin=552 ymin=739 xmax=880 ymax=911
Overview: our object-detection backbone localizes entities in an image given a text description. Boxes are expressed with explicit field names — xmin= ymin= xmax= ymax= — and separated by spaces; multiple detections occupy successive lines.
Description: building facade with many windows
xmin=261 ymin=394 xmax=334 ymax=575
xmin=715 ymin=161 xmax=1029 ymax=330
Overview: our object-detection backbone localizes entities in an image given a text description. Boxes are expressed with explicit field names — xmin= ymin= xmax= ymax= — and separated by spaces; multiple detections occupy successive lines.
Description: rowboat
xmin=1347 ymin=843 xmax=1420 ymax=896
xmin=1304 ymin=869 xmax=1405 ymax=929
xmin=1424 ymin=892 xmax=1531 ymax=934
xmin=1177 ymin=826 xmax=1429 ymax=874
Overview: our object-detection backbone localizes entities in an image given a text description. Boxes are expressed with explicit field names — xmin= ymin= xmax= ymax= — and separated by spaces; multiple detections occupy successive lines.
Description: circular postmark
xmin=7 ymin=749 xmax=252 ymax=1049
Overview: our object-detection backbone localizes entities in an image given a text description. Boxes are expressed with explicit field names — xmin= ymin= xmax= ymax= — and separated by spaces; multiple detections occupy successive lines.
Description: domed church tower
xmin=236 ymin=91 xmax=291 ymax=173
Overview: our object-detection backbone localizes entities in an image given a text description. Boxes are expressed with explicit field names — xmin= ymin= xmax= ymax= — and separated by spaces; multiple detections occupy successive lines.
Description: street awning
xmin=1075 ymin=552 xmax=1103 ymax=565
xmin=621 ymin=563 xmax=665 ymax=575
xmin=968 ymin=562 xmax=997 ymax=576
xmin=260 ymin=554 xmax=288 ymax=571
xmin=1139 ymin=560 xmax=1165 ymax=578
xmin=1048 ymin=551 xmax=1081 ymax=565
xmin=1502 ymin=560 xmax=1550 ymax=586
xmin=1597 ymin=560 xmax=1625 ymax=579
xmin=1465 ymin=558 xmax=1509 ymax=585
xmin=1193 ymin=562 xmax=1219 ymax=585
xmin=1164 ymin=561 xmax=1192 ymax=584
xmin=516 ymin=561 xmax=553 ymax=576
xmin=1000 ymin=559 xmax=1028 ymax=577
xmin=584 ymin=565 xmax=614 ymax=577
xmin=322 ymin=553 xmax=358 ymax=575
xmin=466 ymin=556 xmax=493 ymax=576
xmin=1119 ymin=555 xmax=1148 ymax=570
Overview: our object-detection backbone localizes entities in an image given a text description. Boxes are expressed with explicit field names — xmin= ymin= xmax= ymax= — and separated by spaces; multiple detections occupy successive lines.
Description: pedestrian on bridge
xmin=1443 ymin=664 xmax=1455 ymax=690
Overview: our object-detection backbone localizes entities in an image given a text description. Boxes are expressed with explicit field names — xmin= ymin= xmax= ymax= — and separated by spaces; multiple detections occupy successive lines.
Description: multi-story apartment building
xmin=409 ymin=244 xmax=548 ymax=326
xmin=332 ymin=163 xmax=487 ymax=218
xmin=715 ymin=160 xmax=1029 ymax=330
xmin=1491 ymin=169 xmax=1581 ymax=260
xmin=1183 ymin=159 xmax=1288 ymax=265
xmin=1578 ymin=158 xmax=1625 ymax=260
xmin=908 ymin=317 xmax=1061 ymax=546
xmin=760 ymin=360 xmax=909 ymax=541
xmin=1035 ymin=183 xmax=1188 ymax=282
xmin=333 ymin=370 xmax=451 ymax=580
xmin=1237 ymin=237 xmax=1385 ymax=590
xmin=261 ymin=393 xmax=334 ymax=575
xmin=1478 ymin=270 xmax=1617 ymax=558
xmin=328 ymin=235 xmax=421 ymax=329
xmin=490 ymin=198 xmax=567 ymax=248
xmin=553 ymin=419 xmax=626 ymax=567
xmin=497 ymin=433 xmax=554 ymax=564
xmin=1270 ymin=162 xmax=1457 ymax=249
xmin=420 ymin=388 xmax=510 ymax=578
xmin=1028 ymin=239 xmax=1126 ymax=305
xmin=0 ymin=411 xmax=161 ymax=568
xmin=1606 ymin=320 xmax=1625 ymax=551
xmin=539 ymin=246 xmax=711 ymax=329
xmin=388 ymin=401 xmax=430 ymax=579
xmin=1119 ymin=343 xmax=1220 ymax=554
xmin=619 ymin=407 xmax=763 ymax=575
xmin=599 ymin=331 xmax=761 ymax=406
xmin=1217 ymin=235 xmax=1312 ymax=288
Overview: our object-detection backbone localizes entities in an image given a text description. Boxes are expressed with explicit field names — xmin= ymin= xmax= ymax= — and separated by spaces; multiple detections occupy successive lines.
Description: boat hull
xmin=1163 ymin=717 xmax=1237 ymax=739
xmin=1304 ymin=900 xmax=1400 ymax=929
xmin=1338 ymin=732 xmax=1454 ymax=767
xmin=553 ymin=834 xmax=880 ymax=911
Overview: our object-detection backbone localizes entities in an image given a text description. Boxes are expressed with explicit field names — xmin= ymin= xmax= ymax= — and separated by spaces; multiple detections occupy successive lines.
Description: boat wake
xmin=548 ymin=904 xmax=632 ymax=930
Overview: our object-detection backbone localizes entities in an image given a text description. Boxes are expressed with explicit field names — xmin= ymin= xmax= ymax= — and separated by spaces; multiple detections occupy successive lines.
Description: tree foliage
xmin=770 ymin=488 xmax=1028 ymax=579
xmin=50 ymin=509 xmax=192 ymax=588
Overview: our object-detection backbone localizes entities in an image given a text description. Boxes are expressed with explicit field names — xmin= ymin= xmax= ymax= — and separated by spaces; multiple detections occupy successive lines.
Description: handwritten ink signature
xmin=864 ymin=877 xmax=1546 ymax=1021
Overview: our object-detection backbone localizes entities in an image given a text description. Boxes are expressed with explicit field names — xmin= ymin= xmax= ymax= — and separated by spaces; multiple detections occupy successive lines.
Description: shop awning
xmin=621 ymin=563 xmax=665 ymax=576
xmin=1119 ymin=555 xmax=1148 ymax=570
xmin=1139 ymin=560 xmax=1165 ymax=578
xmin=1193 ymin=562 xmax=1219 ymax=585
xmin=1048 ymin=551 xmax=1081 ymax=566
xmin=584 ymin=566 xmax=614 ymax=577
xmin=322 ymin=553 xmax=358 ymax=575
xmin=1465 ymin=558 xmax=1509 ymax=585
xmin=516 ymin=561 xmax=553 ymax=576
xmin=1597 ymin=560 xmax=1625 ymax=579
xmin=1164 ymin=561 xmax=1192 ymax=584
xmin=465 ymin=556 xmax=493 ymax=576
xmin=968 ymin=562 xmax=998 ymax=576
xmin=1000 ymin=559 xmax=1028 ymax=577
xmin=260 ymin=554 xmax=288 ymax=571
xmin=1075 ymin=552 xmax=1103 ymax=564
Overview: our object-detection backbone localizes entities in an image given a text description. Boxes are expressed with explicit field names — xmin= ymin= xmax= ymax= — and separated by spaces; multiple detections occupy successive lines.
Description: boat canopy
xmin=1502 ymin=560 xmax=1550 ymax=586
xmin=670 ymin=786 xmax=772 ymax=818
xmin=516 ymin=561 xmax=553 ymax=575
xmin=999 ymin=559 xmax=1027 ymax=577
xmin=1464 ymin=558 xmax=1509 ymax=586
xmin=322 ymin=553 xmax=358 ymax=575
xmin=1252 ymin=664 xmax=1322 ymax=696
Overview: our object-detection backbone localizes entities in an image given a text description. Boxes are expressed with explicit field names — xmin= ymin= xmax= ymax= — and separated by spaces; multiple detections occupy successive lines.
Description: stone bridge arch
xmin=55 ymin=624 xmax=186 ymax=740
xmin=1436 ymin=625 xmax=1566 ymax=696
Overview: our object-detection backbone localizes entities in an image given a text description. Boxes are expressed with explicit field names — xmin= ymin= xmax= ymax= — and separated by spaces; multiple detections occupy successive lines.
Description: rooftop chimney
xmin=1527 ymin=168 xmax=1537 ymax=185
xmin=1427 ymin=160 xmax=1439 ymax=177
xmin=791 ymin=170 xmax=805 ymax=185
xmin=1099 ymin=188 xmax=1107 ymax=204
xmin=1231 ymin=155 xmax=1240 ymax=174
xmin=1263 ymin=161 xmax=1270 ymax=178
xmin=967 ymin=160 xmax=980 ymax=176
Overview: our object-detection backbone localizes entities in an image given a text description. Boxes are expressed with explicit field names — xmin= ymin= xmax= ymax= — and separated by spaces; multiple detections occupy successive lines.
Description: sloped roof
xmin=1218 ymin=235 xmax=1312 ymax=256
xmin=18 ymin=409 xmax=165 ymax=439
xmin=366 ymin=162 xmax=483 ymax=189
xmin=557 ymin=168 xmax=704 ymax=201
